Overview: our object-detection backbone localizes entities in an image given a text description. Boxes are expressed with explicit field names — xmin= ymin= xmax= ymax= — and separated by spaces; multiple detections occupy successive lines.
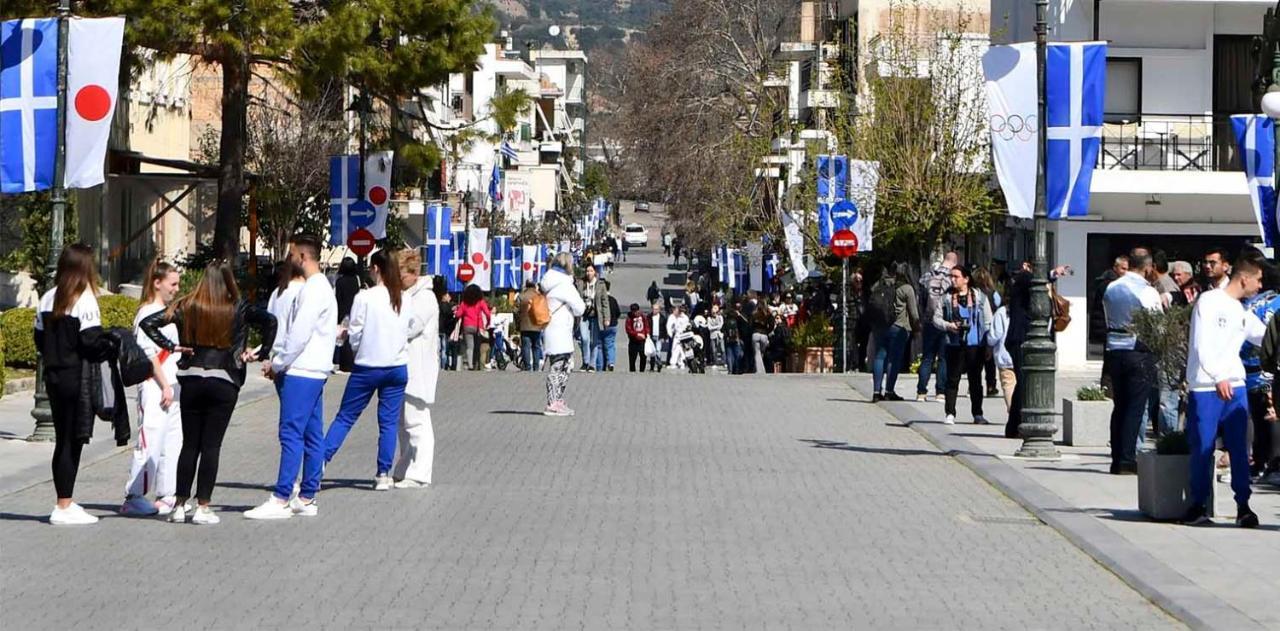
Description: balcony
xmin=1096 ymin=113 xmax=1244 ymax=172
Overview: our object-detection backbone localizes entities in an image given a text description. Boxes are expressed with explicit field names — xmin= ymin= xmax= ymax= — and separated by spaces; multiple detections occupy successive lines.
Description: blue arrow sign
xmin=831 ymin=200 xmax=858 ymax=231
xmin=349 ymin=200 xmax=376 ymax=229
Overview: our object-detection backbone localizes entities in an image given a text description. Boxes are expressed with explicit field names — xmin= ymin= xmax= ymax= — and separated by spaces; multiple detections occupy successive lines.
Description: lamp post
xmin=1015 ymin=0 xmax=1061 ymax=458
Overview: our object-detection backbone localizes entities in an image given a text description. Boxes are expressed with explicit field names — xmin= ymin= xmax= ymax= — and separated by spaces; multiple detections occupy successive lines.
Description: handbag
xmin=644 ymin=336 xmax=656 ymax=357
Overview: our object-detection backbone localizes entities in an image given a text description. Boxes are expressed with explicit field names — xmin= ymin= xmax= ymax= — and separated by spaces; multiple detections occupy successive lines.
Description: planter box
xmin=1063 ymin=399 xmax=1111 ymax=447
xmin=1137 ymin=451 xmax=1193 ymax=521
xmin=787 ymin=347 xmax=833 ymax=373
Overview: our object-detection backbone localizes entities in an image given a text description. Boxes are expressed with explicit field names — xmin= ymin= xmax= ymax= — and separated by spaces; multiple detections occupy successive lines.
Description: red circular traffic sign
xmin=831 ymin=229 xmax=859 ymax=258
xmin=457 ymin=263 xmax=476 ymax=283
xmin=347 ymin=228 xmax=376 ymax=257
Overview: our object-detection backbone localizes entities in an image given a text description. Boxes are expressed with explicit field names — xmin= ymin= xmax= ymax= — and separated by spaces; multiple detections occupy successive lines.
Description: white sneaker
xmin=168 ymin=504 xmax=187 ymax=523
xmin=154 ymin=497 xmax=177 ymax=516
xmin=393 ymin=479 xmax=430 ymax=489
xmin=191 ymin=506 xmax=221 ymax=525
xmin=50 ymin=503 xmax=98 ymax=526
xmin=289 ymin=496 xmax=318 ymax=517
xmin=943 ymin=414 xmax=956 ymax=425
xmin=120 ymin=495 xmax=159 ymax=516
xmin=916 ymin=393 xmax=928 ymax=402
xmin=374 ymin=474 xmax=393 ymax=491
xmin=243 ymin=497 xmax=294 ymax=520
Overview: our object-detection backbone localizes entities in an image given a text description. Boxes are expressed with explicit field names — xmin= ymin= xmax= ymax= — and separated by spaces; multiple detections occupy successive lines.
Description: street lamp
xmin=1015 ymin=0 xmax=1061 ymax=458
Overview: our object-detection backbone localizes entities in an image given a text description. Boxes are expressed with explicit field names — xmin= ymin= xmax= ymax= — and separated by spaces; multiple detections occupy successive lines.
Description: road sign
xmin=831 ymin=229 xmax=858 ymax=258
xmin=349 ymin=199 xmax=376 ymax=229
xmin=457 ymin=262 xmax=476 ymax=283
xmin=347 ymin=228 xmax=375 ymax=257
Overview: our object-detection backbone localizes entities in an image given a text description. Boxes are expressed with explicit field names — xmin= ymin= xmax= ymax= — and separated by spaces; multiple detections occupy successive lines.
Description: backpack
xmin=1050 ymin=284 xmax=1071 ymax=333
xmin=868 ymin=279 xmax=897 ymax=327
xmin=528 ymin=288 xmax=552 ymax=329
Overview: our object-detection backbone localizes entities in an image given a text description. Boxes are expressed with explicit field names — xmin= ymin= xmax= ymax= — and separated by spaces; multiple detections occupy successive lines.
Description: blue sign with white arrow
xmin=348 ymin=200 xmax=376 ymax=229
xmin=831 ymin=200 xmax=859 ymax=231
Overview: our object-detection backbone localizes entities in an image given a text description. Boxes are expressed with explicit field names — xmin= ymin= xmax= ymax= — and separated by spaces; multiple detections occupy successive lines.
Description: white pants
xmin=125 ymin=380 xmax=183 ymax=499
xmin=393 ymin=395 xmax=434 ymax=484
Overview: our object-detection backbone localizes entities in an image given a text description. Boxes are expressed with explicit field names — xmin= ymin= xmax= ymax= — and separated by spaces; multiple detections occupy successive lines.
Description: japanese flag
xmin=64 ymin=17 xmax=124 ymax=189
xmin=468 ymin=228 xmax=491 ymax=291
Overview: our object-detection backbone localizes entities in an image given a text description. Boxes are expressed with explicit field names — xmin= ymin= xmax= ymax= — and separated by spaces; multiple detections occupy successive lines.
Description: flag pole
xmin=29 ymin=0 xmax=73 ymax=443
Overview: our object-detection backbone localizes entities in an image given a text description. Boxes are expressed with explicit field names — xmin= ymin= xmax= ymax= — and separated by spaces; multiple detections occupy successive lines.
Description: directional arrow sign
xmin=831 ymin=200 xmax=858 ymax=230
xmin=349 ymin=199 xmax=376 ymax=229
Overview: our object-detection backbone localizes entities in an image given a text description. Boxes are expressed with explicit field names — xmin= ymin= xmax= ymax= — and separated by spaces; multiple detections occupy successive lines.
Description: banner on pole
xmin=982 ymin=42 xmax=1037 ymax=220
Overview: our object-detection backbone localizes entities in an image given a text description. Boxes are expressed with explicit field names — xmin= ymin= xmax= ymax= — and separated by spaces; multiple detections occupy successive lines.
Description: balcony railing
xmin=1096 ymin=113 xmax=1244 ymax=172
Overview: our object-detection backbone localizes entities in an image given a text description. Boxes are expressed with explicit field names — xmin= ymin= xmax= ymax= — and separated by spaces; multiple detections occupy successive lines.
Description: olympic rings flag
xmin=982 ymin=43 xmax=1037 ymax=220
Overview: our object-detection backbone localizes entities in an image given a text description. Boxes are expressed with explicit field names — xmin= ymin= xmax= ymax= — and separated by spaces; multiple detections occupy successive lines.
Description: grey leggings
xmin=752 ymin=333 xmax=770 ymax=373
xmin=546 ymin=353 xmax=572 ymax=405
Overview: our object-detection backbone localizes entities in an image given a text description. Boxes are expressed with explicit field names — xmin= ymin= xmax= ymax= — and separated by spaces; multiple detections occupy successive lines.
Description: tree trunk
xmin=214 ymin=53 xmax=250 ymax=261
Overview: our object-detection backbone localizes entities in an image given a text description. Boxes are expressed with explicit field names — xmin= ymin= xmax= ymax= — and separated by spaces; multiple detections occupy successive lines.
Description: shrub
xmin=98 ymin=294 xmax=140 ymax=330
xmin=789 ymin=313 xmax=834 ymax=350
xmin=0 ymin=317 xmax=7 ymax=395
xmin=1155 ymin=431 xmax=1190 ymax=456
xmin=1075 ymin=384 xmax=1109 ymax=401
xmin=1131 ymin=305 xmax=1191 ymax=388
xmin=0 ymin=308 xmax=37 ymax=368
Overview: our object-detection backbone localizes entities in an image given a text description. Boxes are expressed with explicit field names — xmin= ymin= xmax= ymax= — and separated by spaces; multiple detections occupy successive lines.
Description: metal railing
xmin=1096 ymin=113 xmax=1244 ymax=172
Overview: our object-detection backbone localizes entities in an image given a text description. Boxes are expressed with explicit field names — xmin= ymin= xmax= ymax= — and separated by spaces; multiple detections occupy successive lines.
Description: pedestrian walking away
xmin=540 ymin=253 xmax=588 ymax=416
xmin=35 ymin=244 xmax=122 ymax=526
xmin=119 ymin=260 xmax=185 ymax=518
xmin=454 ymin=285 xmax=492 ymax=371
xmin=934 ymin=265 xmax=992 ymax=425
xmin=870 ymin=263 xmax=918 ymax=402
xmin=625 ymin=303 xmax=651 ymax=372
xmin=917 ymin=251 xmax=957 ymax=400
xmin=244 ymin=235 xmax=337 ymax=520
xmin=141 ymin=261 xmax=277 ymax=525
xmin=320 ymin=249 xmax=421 ymax=492
xmin=392 ymin=250 xmax=440 ymax=489
xmin=516 ymin=280 xmax=546 ymax=370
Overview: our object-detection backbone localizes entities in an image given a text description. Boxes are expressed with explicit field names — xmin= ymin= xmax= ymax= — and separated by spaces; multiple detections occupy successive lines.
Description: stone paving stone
xmin=0 ymin=370 xmax=1177 ymax=629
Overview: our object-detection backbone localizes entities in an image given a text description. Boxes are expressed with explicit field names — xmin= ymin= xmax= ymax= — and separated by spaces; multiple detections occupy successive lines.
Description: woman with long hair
xmin=35 ymin=243 xmax=118 ymax=525
xmin=539 ymin=252 xmax=587 ymax=416
xmin=140 ymin=261 xmax=276 ymax=524
xmin=933 ymin=265 xmax=993 ymax=425
xmin=322 ymin=249 xmax=420 ymax=491
xmin=119 ymin=260 xmax=184 ymax=517
xmin=454 ymin=284 xmax=492 ymax=371
xmin=970 ymin=265 xmax=1002 ymax=398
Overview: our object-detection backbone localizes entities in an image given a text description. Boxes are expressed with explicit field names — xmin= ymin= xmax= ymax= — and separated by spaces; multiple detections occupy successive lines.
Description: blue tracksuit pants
xmin=274 ymin=374 xmax=327 ymax=501
xmin=1187 ymin=386 xmax=1251 ymax=508
xmin=324 ymin=364 xmax=408 ymax=475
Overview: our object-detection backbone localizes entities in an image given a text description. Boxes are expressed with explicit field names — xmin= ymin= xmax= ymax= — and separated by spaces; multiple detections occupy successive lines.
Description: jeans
xmin=597 ymin=325 xmax=617 ymax=370
xmin=1156 ymin=382 xmax=1181 ymax=437
xmin=324 ymin=364 xmax=409 ymax=475
xmin=726 ymin=341 xmax=744 ymax=374
xmin=578 ymin=319 xmax=595 ymax=367
xmin=917 ymin=325 xmax=948 ymax=396
xmin=1108 ymin=349 xmax=1155 ymax=470
xmin=1187 ymin=387 xmax=1251 ymax=507
xmin=491 ymin=332 xmax=509 ymax=367
xmin=872 ymin=325 xmax=909 ymax=395
xmin=520 ymin=331 xmax=544 ymax=370
xmin=272 ymin=374 xmax=326 ymax=501
xmin=439 ymin=334 xmax=449 ymax=368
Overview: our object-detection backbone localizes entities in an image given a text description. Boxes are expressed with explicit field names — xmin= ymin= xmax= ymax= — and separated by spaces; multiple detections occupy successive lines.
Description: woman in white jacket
xmin=539 ymin=253 xmax=587 ymax=416
xmin=392 ymin=250 xmax=439 ymax=488
xmin=322 ymin=250 xmax=423 ymax=490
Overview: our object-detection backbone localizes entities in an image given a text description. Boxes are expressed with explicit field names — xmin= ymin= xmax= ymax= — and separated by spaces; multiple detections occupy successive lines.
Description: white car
xmin=623 ymin=223 xmax=649 ymax=246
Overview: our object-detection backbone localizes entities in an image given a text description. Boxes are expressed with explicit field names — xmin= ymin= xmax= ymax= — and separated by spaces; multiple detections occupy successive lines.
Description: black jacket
xmin=78 ymin=331 xmax=131 ymax=446
xmin=141 ymin=300 xmax=276 ymax=387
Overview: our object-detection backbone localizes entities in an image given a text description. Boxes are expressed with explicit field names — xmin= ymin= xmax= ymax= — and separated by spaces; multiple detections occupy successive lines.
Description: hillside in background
xmin=488 ymin=0 xmax=668 ymax=51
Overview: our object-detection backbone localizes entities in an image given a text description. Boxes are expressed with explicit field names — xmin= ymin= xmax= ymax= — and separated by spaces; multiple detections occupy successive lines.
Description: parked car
xmin=624 ymin=223 xmax=649 ymax=246
xmin=635 ymin=201 xmax=650 ymax=213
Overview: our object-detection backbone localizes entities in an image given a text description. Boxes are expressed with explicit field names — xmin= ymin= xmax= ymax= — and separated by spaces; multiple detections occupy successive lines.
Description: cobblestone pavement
xmin=1 ymin=369 xmax=1177 ymax=629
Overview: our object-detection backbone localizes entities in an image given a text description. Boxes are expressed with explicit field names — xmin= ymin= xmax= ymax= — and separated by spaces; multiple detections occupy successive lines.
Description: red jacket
xmin=625 ymin=311 xmax=650 ymax=341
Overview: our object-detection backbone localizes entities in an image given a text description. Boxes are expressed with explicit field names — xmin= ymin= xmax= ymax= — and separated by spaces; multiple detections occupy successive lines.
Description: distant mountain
xmin=488 ymin=0 xmax=669 ymax=51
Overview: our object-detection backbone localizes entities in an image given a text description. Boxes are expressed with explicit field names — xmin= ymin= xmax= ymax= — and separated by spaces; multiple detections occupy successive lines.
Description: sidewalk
xmin=0 ymin=372 xmax=277 ymax=499
xmin=849 ymin=371 xmax=1278 ymax=629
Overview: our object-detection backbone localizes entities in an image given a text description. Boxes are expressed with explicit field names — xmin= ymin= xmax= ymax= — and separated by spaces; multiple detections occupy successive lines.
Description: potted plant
xmin=1062 ymin=384 xmax=1110 ymax=447
xmin=1138 ymin=431 xmax=1194 ymax=520
xmin=1131 ymin=305 xmax=1191 ymax=432
xmin=786 ymin=313 xmax=835 ymax=373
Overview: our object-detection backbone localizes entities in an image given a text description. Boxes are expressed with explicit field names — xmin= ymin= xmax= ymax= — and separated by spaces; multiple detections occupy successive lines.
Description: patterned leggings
xmin=545 ymin=353 xmax=572 ymax=406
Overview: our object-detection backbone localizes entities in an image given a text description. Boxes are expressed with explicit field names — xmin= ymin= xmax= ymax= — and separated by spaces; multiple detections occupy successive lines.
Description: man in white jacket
xmin=393 ymin=250 xmax=439 ymax=488
xmin=1182 ymin=254 xmax=1266 ymax=527
xmin=246 ymin=234 xmax=337 ymax=519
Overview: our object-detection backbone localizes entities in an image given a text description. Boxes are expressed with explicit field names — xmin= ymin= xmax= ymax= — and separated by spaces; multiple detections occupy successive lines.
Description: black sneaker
xmin=986 ymin=387 xmax=999 ymax=398
xmin=884 ymin=392 xmax=904 ymax=402
xmin=872 ymin=393 xmax=884 ymax=403
xmin=1180 ymin=504 xmax=1211 ymax=525
xmin=1237 ymin=503 xmax=1260 ymax=528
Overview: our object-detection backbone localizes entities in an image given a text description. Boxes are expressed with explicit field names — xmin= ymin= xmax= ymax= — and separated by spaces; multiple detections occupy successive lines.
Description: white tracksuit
xmin=393 ymin=276 xmax=440 ymax=484
xmin=125 ymin=303 xmax=182 ymax=499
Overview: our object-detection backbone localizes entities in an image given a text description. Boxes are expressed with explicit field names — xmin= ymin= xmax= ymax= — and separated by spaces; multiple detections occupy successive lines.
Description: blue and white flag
xmin=424 ymin=204 xmax=452 ymax=277
xmin=1 ymin=18 xmax=58 ymax=193
xmin=733 ymin=251 xmax=748 ymax=294
xmin=816 ymin=155 xmax=849 ymax=246
xmin=492 ymin=235 xmax=517 ymax=290
xmin=1233 ymin=115 xmax=1279 ymax=248
xmin=764 ymin=252 xmax=782 ymax=289
xmin=500 ymin=140 xmax=519 ymax=162
xmin=521 ymin=244 xmax=546 ymax=284
xmin=1046 ymin=41 xmax=1107 ymax=220
xmin=489 ymin=163 xmax=502 ymax=205
xmin=446 ymin=230 xmax=467 ymax=293
xmin=717 ymin=245 xmax=736 ymax=290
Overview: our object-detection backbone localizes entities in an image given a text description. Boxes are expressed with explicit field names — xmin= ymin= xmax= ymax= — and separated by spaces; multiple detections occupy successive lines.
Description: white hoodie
xmin=539 ymin=266 xmax=586 ymax=356
xmin=348 ymin=284 xmax=423 ymax=368
xmin=1186 ymin=288 xmax=1265 ymax=391
xmin=271 ymin=273 xmax=337 ymax=380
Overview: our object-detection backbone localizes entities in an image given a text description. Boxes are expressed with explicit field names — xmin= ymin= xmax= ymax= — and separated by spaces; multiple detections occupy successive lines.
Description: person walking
xmin=667 ymin=304 xmax=692 ymax=370
xmin=598 ymin=280 xmax=620 ymax=371
xmin=119 ymin=260 xmax=185 ymax=517
xmin=625 ymin=303 xmax=651 ymax=372
xmin=934 ymin=265 xmax=993 ymax=425
xmin=540 ymin=253 xmax=587 ymax=416
xmin=141 ymin=261 xmax=277 ymax=525
xmin=577 ymin=266 xmax=606 ymax=371
xmin=454 ymin=284 xmax=491 ymax=371
xmin=320 ymin=250 xmax=420 ymax=492
xmin=649 ymin=302 xmax=668 ymax=372
xmin=334 ymin=258 xmax=363 ymax=373
xmin=1102 ymin=249 xmax=1162 ymax=475
xmin=393 ymin=250 xmax=439 ymax=489
xmin=36 ymin=244 xmax=120 ymax=525
xmin=724 ymin=302 xmax=746 ymax=374
xmin=1182 ymin=255 xmax=1265 ymax=527
xmin=515 ymin=280 xmax=545 ymax=370
xmin=244 ymin=235 xmax=336 ymax=520
xmin=917 ymin=252 xmax=957 ymax=401
xmin=647 ymin=281 xmax=662 ymax=307
xmin=869 ymin=263 xmax=918 ymax=402
xmin=751 ymin=306 xmax=774 ymax=374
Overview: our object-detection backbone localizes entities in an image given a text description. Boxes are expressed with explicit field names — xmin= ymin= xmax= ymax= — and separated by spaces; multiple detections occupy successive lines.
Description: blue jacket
xmin=932 ymin=288 xmax=993 ymax=347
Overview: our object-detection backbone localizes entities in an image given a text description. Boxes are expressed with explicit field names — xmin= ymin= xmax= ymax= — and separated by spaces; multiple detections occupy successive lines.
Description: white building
xmin=992 ymin=0 xmax=1269 ymax=369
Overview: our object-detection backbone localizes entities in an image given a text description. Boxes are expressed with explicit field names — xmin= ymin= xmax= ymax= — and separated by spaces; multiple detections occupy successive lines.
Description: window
xmin=1104 ymin=58 xmax=1141 ymax=123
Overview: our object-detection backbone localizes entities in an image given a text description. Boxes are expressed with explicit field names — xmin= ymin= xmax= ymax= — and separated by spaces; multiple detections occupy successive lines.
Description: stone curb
xmin=849 ymin=380 xmax=1264 ymax=631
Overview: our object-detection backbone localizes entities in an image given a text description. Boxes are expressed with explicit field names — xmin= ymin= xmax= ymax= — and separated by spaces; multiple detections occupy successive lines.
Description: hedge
xmin=1 ymin=293 xmax=139 ymax=369
xmin=0 ymin=317 xmax=7 ymax=394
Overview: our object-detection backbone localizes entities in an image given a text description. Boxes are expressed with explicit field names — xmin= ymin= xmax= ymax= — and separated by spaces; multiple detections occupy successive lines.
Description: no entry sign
xmin=457 ymin=263 xmax=476 ymax=283
xmin=347 ymin=228 xmax=376 ymax=257
xmin=831 ymin=229 xmax=858 ymax=258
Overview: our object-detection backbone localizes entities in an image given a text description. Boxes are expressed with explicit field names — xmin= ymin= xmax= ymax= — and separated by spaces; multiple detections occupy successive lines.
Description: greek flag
xmin=764 ymin=252 xmax=781 ymax=289
xmin=446 ymin=230 xmax=467 ymax=293
xmin=1046 ymin=42 xmax=1107 ymax=220
xmin=0 ymin=19 xmax=58 ymax=193
xmin=717 ymin=245 xmax=737 ymax=290
xmin=500 ymin=140 xmax=519 ymax=161
xmin=424 ymin=204 xmax=452 ymax=276
xmin=1233 ymin=115 xmax=1278 ymax=248
xmin=816 ymin=155 xmax=849 ymax=245
xmin=492 ymin=235 xmax=517 ymax=290
xmin=733 ymin=251 xmax=748 ymax=293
